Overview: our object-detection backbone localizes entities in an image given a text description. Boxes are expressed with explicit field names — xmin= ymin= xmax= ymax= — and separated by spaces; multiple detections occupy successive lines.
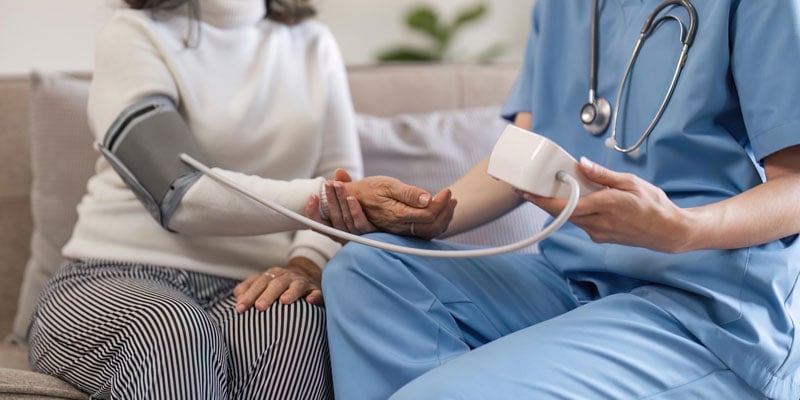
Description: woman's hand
xmin=319 ymin=170 xmax=457 ymax=239
xmin=519 ymin=157 xmax=692 ymax=253
xmin=233 ymin=257 xmax=323 ymax=313
xmin=305 ymin=169 xmax=457 ymax=239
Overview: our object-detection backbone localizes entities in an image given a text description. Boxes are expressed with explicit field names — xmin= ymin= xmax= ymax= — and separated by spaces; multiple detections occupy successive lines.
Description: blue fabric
xmin=324 ymin=234 xmax=765 ymax=399
xmin=325 ymin=1 xmax=800 ymax=399
xmin=500 ymin=1 xmax=800 ymax=398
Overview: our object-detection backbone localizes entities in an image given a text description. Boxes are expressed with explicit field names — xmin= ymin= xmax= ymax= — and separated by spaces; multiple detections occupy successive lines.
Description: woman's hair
xmin=122 ymin=0 xmax=316 ymax=25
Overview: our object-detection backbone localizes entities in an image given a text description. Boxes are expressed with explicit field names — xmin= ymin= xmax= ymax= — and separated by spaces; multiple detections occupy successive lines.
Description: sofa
xmin=0 ymin=63 xmax=548 ymax=399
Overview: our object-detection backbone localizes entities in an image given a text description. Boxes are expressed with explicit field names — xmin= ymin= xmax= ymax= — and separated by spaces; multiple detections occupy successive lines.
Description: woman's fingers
xmin=234 ymin=267 xmax=322 ymax=313
xmin=345 ymin=196 xmax=376 ymax=233
xmin=255 ymin=275 xmax=291 ymax=309
xmin=304 ymin=289 xmax=324 ymax=305
xmin=305 ymin=195 xmax=349 ymax=244
xmin=235 ymin=272 xmax=274 ymax=313
xmin=233 ymin=274 xmax=260 ymax=298
xmin=333 ymin=181 xmax=358 ymax=232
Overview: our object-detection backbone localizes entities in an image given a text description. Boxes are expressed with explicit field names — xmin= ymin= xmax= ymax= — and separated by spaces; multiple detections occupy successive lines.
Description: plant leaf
xmin=406 ymin=7 xmax=440 ymax=39
xmin=453 ymin=3 xmax=487 ymax=31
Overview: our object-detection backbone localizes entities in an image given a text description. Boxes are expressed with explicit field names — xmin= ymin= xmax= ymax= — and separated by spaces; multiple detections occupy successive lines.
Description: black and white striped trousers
xmin=28 ymin=260 xmax=332 ymax=399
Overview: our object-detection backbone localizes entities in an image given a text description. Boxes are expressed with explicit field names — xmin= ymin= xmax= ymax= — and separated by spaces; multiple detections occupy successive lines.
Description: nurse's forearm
xmin=442 ymin=158 xmax=523 ymax=238
xmin=684 ymin=146 xmax=800 ymax=251
xmin=441 ymin=113 xmax=533 ymax=237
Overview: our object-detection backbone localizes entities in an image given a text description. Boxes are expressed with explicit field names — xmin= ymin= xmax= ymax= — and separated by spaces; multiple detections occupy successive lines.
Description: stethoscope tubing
xmin=609 ymin=39 xmax=688 ymax=154
xmin=588 ymin=0 xmax=697 ymax=154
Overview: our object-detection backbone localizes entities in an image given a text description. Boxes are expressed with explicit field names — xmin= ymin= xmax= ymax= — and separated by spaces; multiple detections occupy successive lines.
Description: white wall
xmin=317 ymin=0 xmax=533 ymax=65
xmin=0 ymin=0 xmax=533 ymax=76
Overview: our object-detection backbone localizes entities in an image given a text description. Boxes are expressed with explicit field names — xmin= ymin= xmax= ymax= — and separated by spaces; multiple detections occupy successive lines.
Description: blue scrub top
xmin=502 ymin=1 xmax=800 ymax=398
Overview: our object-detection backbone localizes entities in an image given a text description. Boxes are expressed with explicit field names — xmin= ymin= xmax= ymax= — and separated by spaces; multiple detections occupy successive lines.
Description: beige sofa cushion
xmin=10 ymin=73 xmax=95 ymax=342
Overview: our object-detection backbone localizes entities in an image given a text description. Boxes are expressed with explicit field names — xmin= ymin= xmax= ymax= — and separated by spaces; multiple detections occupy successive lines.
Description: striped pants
xmin=28 ymin=260 xmax=332 ymax=399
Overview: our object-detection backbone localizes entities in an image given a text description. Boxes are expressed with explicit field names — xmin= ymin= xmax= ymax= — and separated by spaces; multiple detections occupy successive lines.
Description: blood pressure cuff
xmin=98 ymin=95 xmax=207 ymax=231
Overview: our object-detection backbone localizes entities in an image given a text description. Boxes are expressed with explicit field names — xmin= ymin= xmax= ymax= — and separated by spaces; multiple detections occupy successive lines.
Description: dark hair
xmin=122 ymin=0 xmax=316 ymax=25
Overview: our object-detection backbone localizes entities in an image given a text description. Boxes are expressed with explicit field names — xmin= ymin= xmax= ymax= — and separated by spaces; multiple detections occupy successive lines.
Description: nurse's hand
xmin=518 ymin=157 xmax=691 ymax=253
xmin=233 ymin=257 xmax=322 ymax=313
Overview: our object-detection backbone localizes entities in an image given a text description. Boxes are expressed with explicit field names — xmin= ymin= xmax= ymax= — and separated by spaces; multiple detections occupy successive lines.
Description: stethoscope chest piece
xmin=580 ymin=96 xmax=611 ymax=135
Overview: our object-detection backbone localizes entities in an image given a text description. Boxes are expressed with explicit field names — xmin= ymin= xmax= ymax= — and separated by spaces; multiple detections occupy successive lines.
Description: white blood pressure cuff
xmin=98 ymin=96 xmax=207 ymax=231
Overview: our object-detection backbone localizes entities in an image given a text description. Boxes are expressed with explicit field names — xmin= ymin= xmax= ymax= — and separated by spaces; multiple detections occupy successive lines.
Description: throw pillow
xmin=11 ymin=72 xmax=95 ymax=342
xmin=357 ymin=107 xmax=548 ymax=252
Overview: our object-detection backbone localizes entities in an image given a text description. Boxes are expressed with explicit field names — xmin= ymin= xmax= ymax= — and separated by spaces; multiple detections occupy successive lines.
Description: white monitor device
xmin=487 ymin=124 xmax=602 ymax=198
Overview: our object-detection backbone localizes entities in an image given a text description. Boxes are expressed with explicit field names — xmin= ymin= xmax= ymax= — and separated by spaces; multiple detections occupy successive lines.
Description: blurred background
xmin=0 ymin=0 xmax=534 ymax=76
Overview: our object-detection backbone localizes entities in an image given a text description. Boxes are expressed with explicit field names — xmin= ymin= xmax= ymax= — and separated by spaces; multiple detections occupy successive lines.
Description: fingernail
xmin=580 ymin=157 xmax=595 ymax=170
xmin=256 ymin=301 xmax=266 ymax=310
xmin=236 ymin=304 xmax=245 ymax=313
xmin=418 ymin=194 xmax=430 ymax=206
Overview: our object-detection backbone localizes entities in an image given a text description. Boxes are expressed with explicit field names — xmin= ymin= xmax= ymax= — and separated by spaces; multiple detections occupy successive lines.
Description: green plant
xmin=376 ymin=2 xmax=505 ymax=63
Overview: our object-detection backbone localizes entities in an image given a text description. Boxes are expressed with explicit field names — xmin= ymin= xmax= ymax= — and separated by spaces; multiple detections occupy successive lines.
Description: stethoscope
xmin=580 ymin=0 xmax=697 ymax=154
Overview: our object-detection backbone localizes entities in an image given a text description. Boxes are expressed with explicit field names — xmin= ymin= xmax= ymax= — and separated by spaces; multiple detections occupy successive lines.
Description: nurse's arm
xmin=437 ymin=113 xmax=532 ymax=238
xmin=683 ymin=144 xmax=800 ymax=251
xmin=523 ymin=145 xmax=800 ymax=253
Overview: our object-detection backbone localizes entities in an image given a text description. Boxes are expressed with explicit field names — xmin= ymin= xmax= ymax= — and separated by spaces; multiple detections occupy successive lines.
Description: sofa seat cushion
xmin=0 ymin=368 xmax=86 ymax=400
xmin=0 ymin=344 xmax=86 ymax=400
xmin=0 ymin=343 xmax=29 ymax=371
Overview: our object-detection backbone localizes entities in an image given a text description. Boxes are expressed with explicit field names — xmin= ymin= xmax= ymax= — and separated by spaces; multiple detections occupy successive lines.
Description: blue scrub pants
xmin=323 ymin=233 xmax=764 ymax=399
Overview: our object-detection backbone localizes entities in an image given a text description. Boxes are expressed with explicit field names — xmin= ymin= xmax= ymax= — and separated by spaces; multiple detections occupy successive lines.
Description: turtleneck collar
xmin=197 ymin=0 xmax=266 ymax=28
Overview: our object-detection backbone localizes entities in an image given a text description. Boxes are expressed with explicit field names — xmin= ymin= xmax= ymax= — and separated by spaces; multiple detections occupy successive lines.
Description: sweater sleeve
xmin=89 ymin=13 xmax=324 ymax=238
xmin=88 ymin=12 xmax=180 ymax=140
xmin=287 ymin=25 xmax=363 ymax=268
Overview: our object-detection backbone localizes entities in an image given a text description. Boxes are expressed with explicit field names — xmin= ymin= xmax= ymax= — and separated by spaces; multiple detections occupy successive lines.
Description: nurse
xmin=313 ymin=0 xmax=800 ymax=399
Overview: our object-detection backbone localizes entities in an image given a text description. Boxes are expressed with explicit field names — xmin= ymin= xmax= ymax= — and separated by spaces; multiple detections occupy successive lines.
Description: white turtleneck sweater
xmin=62 ymin=0 xmax=362 ymax=279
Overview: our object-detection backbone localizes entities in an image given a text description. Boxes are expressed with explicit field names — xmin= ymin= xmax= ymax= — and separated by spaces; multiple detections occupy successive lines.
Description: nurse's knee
xmin=390 ymin=373 xmax=463 ymax=400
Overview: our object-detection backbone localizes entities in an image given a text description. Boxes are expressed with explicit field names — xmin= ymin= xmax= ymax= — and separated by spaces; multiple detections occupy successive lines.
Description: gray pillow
xmin=11 ymin=72 xmax=95 ymax=342
xmin=357 ymin=107 xmax=548 ymax=252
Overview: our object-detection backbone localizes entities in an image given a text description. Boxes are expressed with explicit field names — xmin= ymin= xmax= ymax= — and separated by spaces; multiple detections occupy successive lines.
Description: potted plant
xmin=377 ymin=2 xmax=505 ymax=63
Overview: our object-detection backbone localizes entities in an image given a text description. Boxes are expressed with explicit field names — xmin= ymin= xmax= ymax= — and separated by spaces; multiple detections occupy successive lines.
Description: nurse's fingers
xmin=577 ymin=157 xmax=637 ymax=191
xmin=407 ymin=197 xmax=458 ymax=239
xmin=517 ymin=189 xmax=603 ymax=219
xmin=517 ymin=191 xmax=567 ymax=217
xmin=334 ymin=168 xmax=352 ymax=183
